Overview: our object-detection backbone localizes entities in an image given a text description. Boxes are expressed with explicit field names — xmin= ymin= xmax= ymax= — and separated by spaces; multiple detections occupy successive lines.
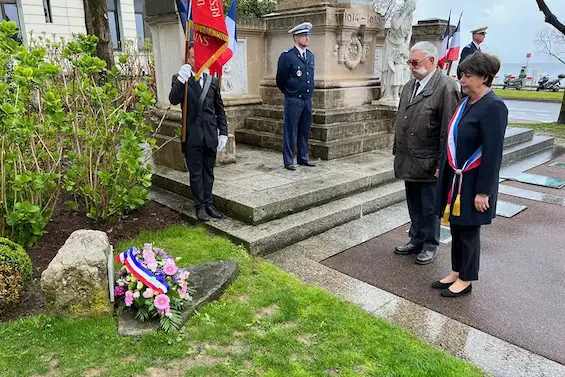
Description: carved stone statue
xmin=378 ymin=0 xmax=416 ymax=107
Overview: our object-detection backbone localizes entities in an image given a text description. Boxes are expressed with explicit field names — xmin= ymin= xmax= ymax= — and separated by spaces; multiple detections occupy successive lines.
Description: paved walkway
xmin=266 ymin=153 xmax=565 ymax=377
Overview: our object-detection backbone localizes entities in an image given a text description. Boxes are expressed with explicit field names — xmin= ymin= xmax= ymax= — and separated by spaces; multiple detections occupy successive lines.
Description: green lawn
xmin=494 ymin=88 xmax=564 ymax=103
xmin=0 ymin=225 xmax=484 ymax=377
xmin=511 ymin=122 xmax=565 ymax=139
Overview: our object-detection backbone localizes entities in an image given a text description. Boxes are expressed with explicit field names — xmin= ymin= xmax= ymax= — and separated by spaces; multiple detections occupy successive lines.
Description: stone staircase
xmin=151 ymin=127 xmax=554 ymax=255
xmin=235 ymin=104 xmax=397 ymax=160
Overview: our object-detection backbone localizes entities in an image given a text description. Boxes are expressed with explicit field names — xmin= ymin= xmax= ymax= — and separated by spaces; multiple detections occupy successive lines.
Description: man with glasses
xmin=276 ymin=22 xmax=316 ymax=171
xmin=461 ymin=27 xmax=487 ymax=63
xmin=392 ymin=42 xmax=460 ymax=265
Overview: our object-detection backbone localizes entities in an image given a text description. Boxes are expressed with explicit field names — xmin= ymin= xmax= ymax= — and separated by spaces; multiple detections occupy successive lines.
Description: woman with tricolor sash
xmin=432 ymin=52 xmax=508 ymax=298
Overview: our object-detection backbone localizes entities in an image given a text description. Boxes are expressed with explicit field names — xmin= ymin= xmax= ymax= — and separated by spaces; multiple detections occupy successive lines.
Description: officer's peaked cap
xmin=288 ymin=22 xmax=312 ymax=35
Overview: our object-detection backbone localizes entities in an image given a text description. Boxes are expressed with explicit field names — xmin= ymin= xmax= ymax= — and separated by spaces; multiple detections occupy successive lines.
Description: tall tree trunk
xmin=556 ymin=92 xmax=564 ymax=125
xmin=536 ymin=0 xmax=565 ymax=124
xmin=83 ymin=0 xmax=114 ymax=69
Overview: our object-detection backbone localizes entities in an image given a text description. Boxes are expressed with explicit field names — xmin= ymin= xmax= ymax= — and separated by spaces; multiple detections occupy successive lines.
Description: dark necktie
xmin=411 ymin=82 xmax=420 ymax=102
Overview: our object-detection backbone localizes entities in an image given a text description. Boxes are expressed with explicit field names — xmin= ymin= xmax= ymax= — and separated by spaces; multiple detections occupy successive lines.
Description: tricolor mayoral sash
xmin=443 ymin=97 xmax=483 ymax=224
xmin=116 ymin=248 xmax=170 ymax=294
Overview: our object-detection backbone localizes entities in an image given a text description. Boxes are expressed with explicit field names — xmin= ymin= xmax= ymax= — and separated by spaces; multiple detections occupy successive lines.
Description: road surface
xmin=505 ymin=99 xmax=561 ymax=123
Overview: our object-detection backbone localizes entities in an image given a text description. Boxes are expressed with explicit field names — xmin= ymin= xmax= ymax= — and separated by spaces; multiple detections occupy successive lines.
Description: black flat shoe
xmin=394 ymin=242 xmax=421 ymax=255
xmin=196 ymin=207 xmax=210 ymax=222
xmin=298 ymin=161 xmax=315 ymax=167
xmin=441 ymin=284 xmax=472 ymax=297
xmin=206 ymin=205 xmax=223 ymax=219
xmin=284 ymin=164 xmax=296 ymax=171
xmin=431 ymin=280 xmax=455 ymax=289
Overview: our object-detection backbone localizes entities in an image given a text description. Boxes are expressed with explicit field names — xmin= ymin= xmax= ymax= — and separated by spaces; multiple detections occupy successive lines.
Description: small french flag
xmin=220 ymin=0 xmax=237 ymax=64
xmin=447 ymin=15 xmax=461 ymax=62
xmin=438 ymin=12 xmax=451 ymax=69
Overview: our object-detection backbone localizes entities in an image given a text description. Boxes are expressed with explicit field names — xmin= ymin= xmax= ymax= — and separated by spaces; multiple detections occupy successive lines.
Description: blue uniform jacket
xmin=435 ymin=91 xmax=508 ymax=226
xmin=460 ymin=42 xmax=479 ymax=63
xmin=276 ymin=47 xmax=315 ymax=98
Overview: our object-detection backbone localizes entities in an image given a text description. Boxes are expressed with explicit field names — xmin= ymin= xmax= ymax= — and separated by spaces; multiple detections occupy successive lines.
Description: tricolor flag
xmin=217 ymin=0 xmax=237 ymax=67
xmin=438 ymin=12 xmax=451 ymax=69
xmin=447 ymin=15 xmax=461 ymax=62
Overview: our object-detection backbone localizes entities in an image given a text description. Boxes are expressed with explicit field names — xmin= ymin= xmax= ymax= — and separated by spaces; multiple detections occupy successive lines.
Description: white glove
xmin=177 ymin=64 xmax=192 ymax=84
xmin=218 ymin=135 xmax=228 ymax=152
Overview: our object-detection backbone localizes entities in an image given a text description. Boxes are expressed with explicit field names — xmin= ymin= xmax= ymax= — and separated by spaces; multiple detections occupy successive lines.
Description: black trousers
xmin=450 ymin=224 xmax=481 ymax=281
xmin=185 ymin=146 xmax=216 ymax=209
xmin=405 ymin=181 xmax=440 ymax=251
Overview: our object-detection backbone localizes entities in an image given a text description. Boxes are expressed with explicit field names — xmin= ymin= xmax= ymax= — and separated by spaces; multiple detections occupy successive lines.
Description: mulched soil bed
xmin=0 ymin=195 xmax=183 ymax=322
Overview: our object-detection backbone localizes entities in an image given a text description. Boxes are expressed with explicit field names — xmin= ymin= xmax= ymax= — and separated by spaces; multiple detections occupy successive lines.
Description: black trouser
xmin=405 ymin=181 xmax=440 ymax=251
xmin=185 ymin=146 xmax=216 ymax=209
xmin=450 ymin=224 xmax=481 ymax=281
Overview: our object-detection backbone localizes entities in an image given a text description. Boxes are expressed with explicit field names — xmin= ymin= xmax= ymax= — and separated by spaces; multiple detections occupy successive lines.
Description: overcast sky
xmin=412 ymin=0 xmax=565 ymax=63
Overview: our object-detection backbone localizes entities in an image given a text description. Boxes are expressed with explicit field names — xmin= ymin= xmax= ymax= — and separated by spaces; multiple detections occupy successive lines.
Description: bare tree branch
xmin=536 ymin=0 xmax=565 ymax=34
xmin=535 ymin=28 xmax=565 ymax=65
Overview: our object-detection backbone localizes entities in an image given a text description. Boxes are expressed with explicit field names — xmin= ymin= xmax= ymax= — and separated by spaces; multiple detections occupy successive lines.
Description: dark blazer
xmin=393 ymin=69 xmax=461 ymax=182
xmin=276 ymin=47 xmax=315 ymax=98
xmin=169 ymin=73 xmax=228 ymax=150
xmin=435 ymin=91 xmax=508 ymax=226
xmin=460 ymin=42 xmax=479 ymax=63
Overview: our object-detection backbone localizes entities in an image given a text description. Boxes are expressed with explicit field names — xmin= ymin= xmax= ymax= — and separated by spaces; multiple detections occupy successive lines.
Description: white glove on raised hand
xmin=218 ymin=135 xmax=228 ymax=152
xmin=177 ymin=64 xmax=192 ymax=84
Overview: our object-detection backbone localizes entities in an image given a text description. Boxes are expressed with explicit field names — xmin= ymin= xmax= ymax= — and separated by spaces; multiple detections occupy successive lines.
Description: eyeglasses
xmin=407 ymin=57 xmax=430 ymax=66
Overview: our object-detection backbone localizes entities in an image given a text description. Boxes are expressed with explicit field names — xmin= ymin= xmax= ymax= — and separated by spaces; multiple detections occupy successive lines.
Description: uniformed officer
xmin=276 ymin=22 xmax=316 ymax=171
xmin=460 ymin=26 xmax=487 ymax=62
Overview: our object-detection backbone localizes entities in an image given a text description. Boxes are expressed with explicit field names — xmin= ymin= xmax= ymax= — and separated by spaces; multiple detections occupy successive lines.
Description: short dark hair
xmin=457 ymin=52 xmax=501 ymax=87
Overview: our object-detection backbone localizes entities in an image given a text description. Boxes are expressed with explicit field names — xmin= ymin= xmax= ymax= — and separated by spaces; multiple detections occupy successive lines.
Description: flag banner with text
xmin=192 ymin=0 xmax=228 ymax=78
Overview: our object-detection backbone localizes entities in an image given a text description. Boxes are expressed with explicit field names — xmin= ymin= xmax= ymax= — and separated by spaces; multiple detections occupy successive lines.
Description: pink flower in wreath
xmin=163 ymin=262 xmax=178 ymax=276
xmin=154 ymin=294 xmax=170 ymax=311
xmin=125 ymin=290 xmax=134 ymax=306
xmin=143 ymin=288 xmax=155 ymax=298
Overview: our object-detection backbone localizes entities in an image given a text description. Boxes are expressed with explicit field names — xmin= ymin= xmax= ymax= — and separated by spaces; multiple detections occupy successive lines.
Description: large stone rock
xmin=118 ymin=260 xmax=239 ymax=336
xmin=41 ymin=230 xmax=113 ymax=317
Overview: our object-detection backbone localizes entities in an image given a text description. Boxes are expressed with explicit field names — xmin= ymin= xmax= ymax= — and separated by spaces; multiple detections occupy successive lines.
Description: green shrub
xmin=1 ymin=21 xmax=157 ymax=244
xmin=0 ymin=237 xmax=32 ymax=314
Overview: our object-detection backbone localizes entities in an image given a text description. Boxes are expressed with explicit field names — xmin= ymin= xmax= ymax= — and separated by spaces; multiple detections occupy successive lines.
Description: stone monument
xmin=377 ymin=0 xmax=416 ymax=108
xmin=235 ymin=0 xmax=399 ymax=160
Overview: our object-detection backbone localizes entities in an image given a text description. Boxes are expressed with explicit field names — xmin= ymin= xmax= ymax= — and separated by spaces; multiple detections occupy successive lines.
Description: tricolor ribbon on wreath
xmin=442 ymin=97 xmax=483 ymax=224
xmin=115 ymin=248 xmax=170 ymax=294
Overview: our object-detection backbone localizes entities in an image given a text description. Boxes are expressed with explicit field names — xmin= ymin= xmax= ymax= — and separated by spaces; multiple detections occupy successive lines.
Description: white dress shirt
xmin=295 ymin=45 xmax=307 ymax=60
xmin=412 ymin=69 xmax=435 ymax=98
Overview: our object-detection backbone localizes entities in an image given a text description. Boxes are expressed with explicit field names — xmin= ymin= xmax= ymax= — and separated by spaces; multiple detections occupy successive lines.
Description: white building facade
xmin=2 ymin=0 xmax=151 ymax=49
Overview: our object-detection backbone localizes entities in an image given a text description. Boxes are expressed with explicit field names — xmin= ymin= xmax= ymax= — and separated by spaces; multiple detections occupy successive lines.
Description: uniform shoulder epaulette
xmin=465 ymin=43 xmax=472 ymax=48
xmin=283 ymin=48 xmax=291 ymax=53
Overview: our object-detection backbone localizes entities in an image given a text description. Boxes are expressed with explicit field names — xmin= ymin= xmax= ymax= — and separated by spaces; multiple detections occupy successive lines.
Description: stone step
xmin=235 ymin=129 xmax=394 ymax=160
xmin=503 ymin=127 xmax=534 ymax=148
xmin=152 ymin=160 xmax=396 ymax=226
xmin=245 ymin=116 xmax=391 ymax=142
xmin=254 ymin=104 xmax=396 ymax=124
xmin=501 ymin=135 xmax=554 ymax=166
xmin=150 ymin=180 xmax=406 ymax=255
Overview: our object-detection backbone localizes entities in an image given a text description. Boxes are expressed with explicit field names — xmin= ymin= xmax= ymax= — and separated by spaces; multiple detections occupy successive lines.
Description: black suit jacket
xmin=435 ymin=91 xmax=508 ymax=226
xmin=169 ymin=73 xmax=228 ymax=150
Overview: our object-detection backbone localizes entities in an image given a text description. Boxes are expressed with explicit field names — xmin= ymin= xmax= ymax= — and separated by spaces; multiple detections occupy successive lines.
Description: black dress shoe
xmin=441 ymin=284 xmax=472 ymax=297
xmin=415 ymin=249 xmax=437 ymax=265
xmin=196 ymin=207 xmax=210 ymax=222
xmin=431 ymin=280 xmax=455 ymax=289
xmin=394 ymin=242 xmax=421 ymax=255
xmin=285 ymin=164 xmax=296 ymax=171
xmin=298 ymin=161 xmax=316 ymax=167
xmin=206 ymin=205 xmax=224 ymax=219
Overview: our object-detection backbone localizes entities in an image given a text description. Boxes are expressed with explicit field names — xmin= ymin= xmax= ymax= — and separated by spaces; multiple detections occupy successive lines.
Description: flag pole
xmin=181 ymin=0 xmax=193 ymax=144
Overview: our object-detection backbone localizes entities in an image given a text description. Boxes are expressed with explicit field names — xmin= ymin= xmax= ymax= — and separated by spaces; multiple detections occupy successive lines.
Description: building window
xmin=106 ymin=0 xmax=121 ymax=50
xmin=134 ymin=0 xmax=151 ymax=49
xmin=43 ymin=0 xmax=52 ymax=23
xmin=0 ymin=0 xmax=22 ymax=40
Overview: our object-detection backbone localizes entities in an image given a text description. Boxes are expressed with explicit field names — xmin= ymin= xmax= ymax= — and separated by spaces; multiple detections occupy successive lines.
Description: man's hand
xmin=218 ymin=135 xmax=228 ymax=152
xmin=474 ymin=194 xmax=490 ymax=213
xmin=177 ymin=64 xmax=192 ymax=84
xmin=434 ymin=169 xmax=439 ymax=178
